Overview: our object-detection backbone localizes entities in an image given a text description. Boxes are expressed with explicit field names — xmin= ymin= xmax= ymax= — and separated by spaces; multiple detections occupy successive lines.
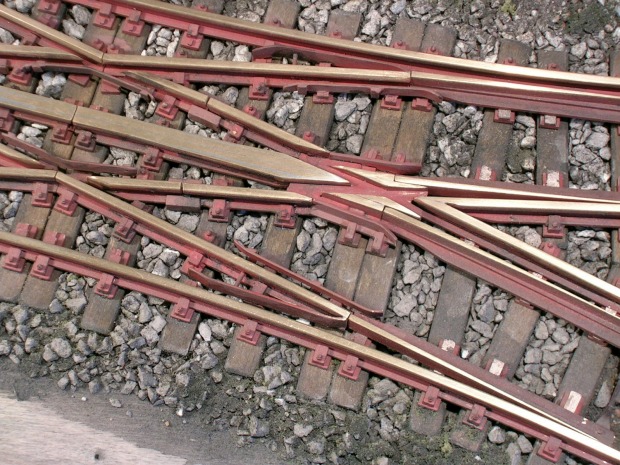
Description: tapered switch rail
xmin=0 ymin=82 xmax=413 ymax=175
xmin=1 ymin=4 xmax=620 ymax=123
xmin=0 ymin=230 xmax=618 ymax=465
xmin=2 ymin=167 xmax=620 ymax=352
xmin=0 ymin=169 xmax=351 ymax=326
xmin=0 ymin=85 xmax=348 ymax=186
xmin=5 ymin=168 xmax=617 ymax=445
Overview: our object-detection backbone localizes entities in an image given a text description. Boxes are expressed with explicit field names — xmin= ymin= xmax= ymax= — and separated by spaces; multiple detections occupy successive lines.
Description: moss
xmin=500 ymin=0 xmax=517 ymax=16
xmin=565 ymin=2 xmax=614 ymax=35
xmin=440 ymin=437 xmax=453 ymax=456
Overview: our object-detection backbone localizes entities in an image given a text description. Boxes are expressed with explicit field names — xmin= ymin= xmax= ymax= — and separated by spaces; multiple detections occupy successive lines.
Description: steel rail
xmin=0 ymin=4 xmax=103 ymax=62
xmin=0 ymin=143 xmax=47 ymax=169
xmin=374 ymin=205 xmax=620 ymax=348
xmin=339 ymin=167 xmax=620 ymax=204
xmin=88 ymin=177 xmax=314 ymax=204
xmin=0 ymin=230 xmax=618 ymax=464
xmin=0 ymin=168 xmax=350 ymax=323
xmin=0 ymin=43 xmax=81 ymax=61
xmin=417 ymin=197 xmax=620 ymax=308
xmin=0 ymin=85 xmax=347 ymax=186
xmin=124 ymin=71 xmax=331 ymax=158
xmin=3 ymin=169 xmax=615 ymax=441
xmin=435 ymin=198 xmax=620 ymax=216
xmin=60 ymin=0 xmax=620 ymax=90
xmin=2 ymin=4 xmax=620 ymax=123
xmin=0 ymin=133 xmax=138 ymax=176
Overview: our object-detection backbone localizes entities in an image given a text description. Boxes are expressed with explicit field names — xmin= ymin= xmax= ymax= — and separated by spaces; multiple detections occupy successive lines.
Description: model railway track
xmin=0 ymin=1 xmax=619 ymax=464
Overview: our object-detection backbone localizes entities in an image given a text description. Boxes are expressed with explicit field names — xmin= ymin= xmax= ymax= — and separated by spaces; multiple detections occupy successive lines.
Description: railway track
xmin=0 ymin=1 xmax=619 ymax=464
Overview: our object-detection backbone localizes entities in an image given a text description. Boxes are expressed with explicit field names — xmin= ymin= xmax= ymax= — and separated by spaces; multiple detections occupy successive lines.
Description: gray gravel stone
xmin=35 ymin=72 xmax=66 ymax=99
xmin=50 ymin=337 xmax=72 ymax=358
xmin=71 ymin=5 xmax=91 ymax=25
xmin=249 ymin=416 xmax=270 ymax=438
xmin=198 ymin=322 xmax=212 ymax=342
xmin=585 ymin=132 xmax=610 ymax=150
xmin=517 ymin=435 xmax=533 ymax=454
xmin=0 ymin=340 xmax=11 ymax=356
xmin=488 ymin=426 xmax=506 ymax=444
xmin=595 ymin=381 xmax=612 ymax=408
xmin=506 ymin=442 xmax=521 ymax=465
xmin=0 ymin=27 xmax=14 ymax=44
xmin=294 ymin=423 xmax=313 ymax=438
xmin=335 ymin=101 xmax=358 ymax=122
xmin=62 ymin=19 xmax=85 ymax=40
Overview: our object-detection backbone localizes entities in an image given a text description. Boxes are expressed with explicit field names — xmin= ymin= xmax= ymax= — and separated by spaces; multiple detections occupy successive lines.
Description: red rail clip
xmin=75 ymin=130 xmax=96 ymax=151
xmin=30 ymin=255 xmax=54 ymax=280
xmin=155 ymin=95 xmax=179 ymax=120
xmin=543 ymin=215 xmax=565 ymax=239
xmin=462 ymin=404 xmax=487 ymax=429
xmin=538 ymin=437 xmax=563 ymax=462
xmin=238 ymin=320 xmax=261 ymax=345
xmin=274 ymin=205 xmax=296 ymax=228
xmin=31 ymin=182 xmax=54 ymax=208
xmin=1 ymin=223 xmax=38 ymax=272
xmin=37 ymin=12 xmax=60 ymax=28
xmin=68 ymin=74 xmax=91 ymax=87
xmin=539 ymin=114 xmax=561 ymax=130
xmin=380 ymin=94 xmax=403 ymax=111
xmin=8 ymin=67 xmax=33 ymax=86
xmin=0 ymin=108 xmax=14 ymax=131
xmin=412 ymin=98 xmax=432 ymax=112
xmin=99 ymin=80 xmax=121 ymax=94
xmin=122 ymin=10 xmax=145 ymax=37
xmin=225 ymin=123 xmax=245 ymax=141
xmin=113 ymin=217 xmax=137 ymax=243
xmin=1 ymin=247 xmax=25 ymax=272
xmin=338 ymin=221 xmax=361 ymax=248
xmin=363 ymin=148 xmax=383 ymax=160
xmin=180 ymin=24 xmax=203 ymax=51
xmin=494 ymin=108 xmax=515 ymax=124
xmin=243 ymin=104 xmax=260 ymax=118
xmin=141 ymin=147 xmax=163 ymax=170
xmin=309 ymin=344 xmax=331 ymax=369
xmin=171 ymin=297 xmax=194 ymax=323
xmin=42 ymin=230 xmax=66 ymax=247
xmin=539 ymin=241 xmax=562 ymax=258
xmin=208 ymin=199 xmax=231 ymax=222
xmin=338 ymin=354 xmax=362 ymax=380
xmin=93 ymin=3 xmax=115 ymax=29
xmin=418 ymin=386 xmax=442 ymax=411
xmin=312 ymin=91 xmax=334 ymax=104
xmin=367 ymin=232 xmax=389 ymax=257
xmin=249 ymin=78 xmax=269 ymax=100
xmin=37 ymin=0 xmax=61 ymax=14
xmin=54 ymin=189 xmax=78 ymax=216
xmin=94 ymin=248 xmax=130 ymax=299
xmin=51 ymin=124 xmax=73 ymax=145
xmin=302 ymin=131 xmax=317 ymax=144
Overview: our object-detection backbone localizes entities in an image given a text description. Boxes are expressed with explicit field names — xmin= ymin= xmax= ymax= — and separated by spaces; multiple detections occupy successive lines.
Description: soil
xmin=0 ymin=358 xmax=286 ymax=465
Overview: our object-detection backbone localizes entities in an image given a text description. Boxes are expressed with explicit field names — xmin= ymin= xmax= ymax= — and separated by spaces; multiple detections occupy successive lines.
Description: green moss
xmin=440 ymin=437 xmax=453 ymax=456
xmin=500 ymin=0 xmax=517 ymax=16
xmin=566 ymin=2 xmax=614 ymax=34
